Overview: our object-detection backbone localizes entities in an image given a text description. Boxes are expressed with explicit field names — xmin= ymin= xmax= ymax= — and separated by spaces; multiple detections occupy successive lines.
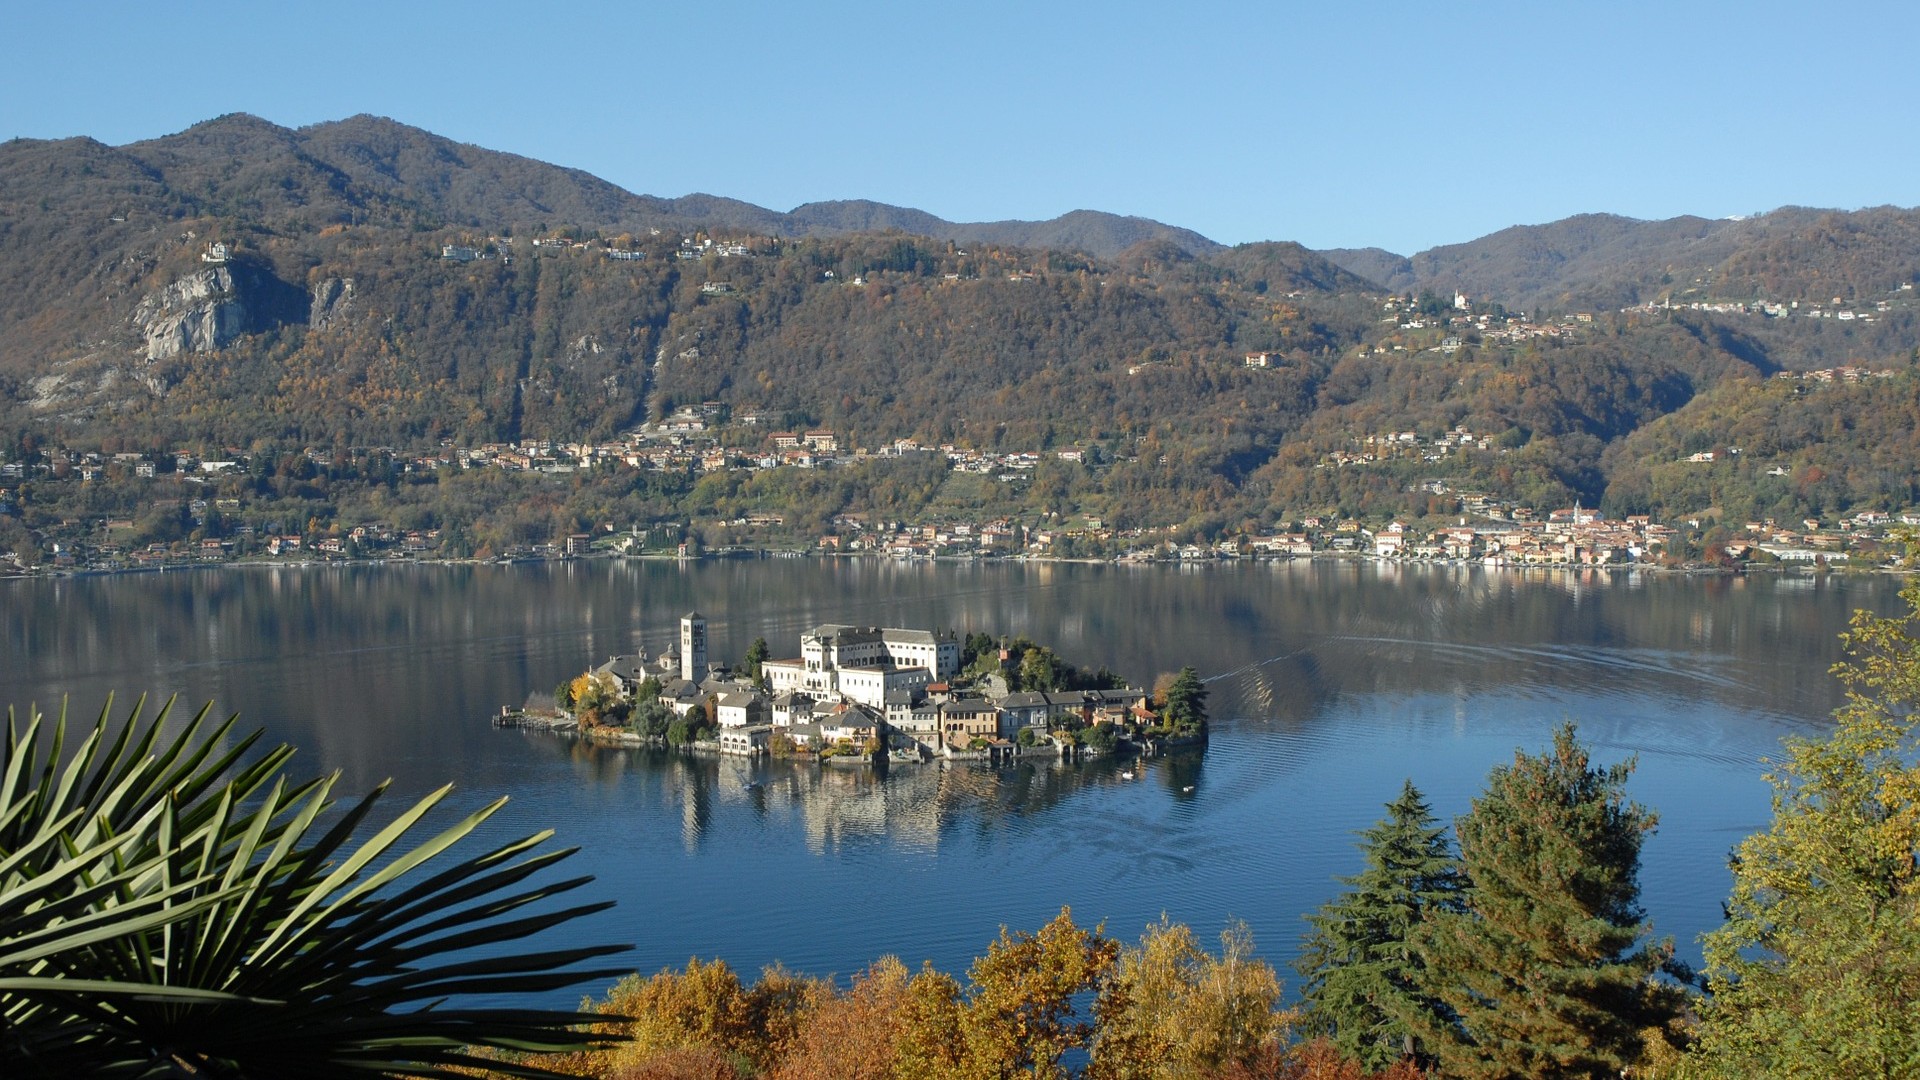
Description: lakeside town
xmin=502 ymin=615 xmax=1200 ymax=765
xmin=5 ymin=360 xmax=1916 ymax=578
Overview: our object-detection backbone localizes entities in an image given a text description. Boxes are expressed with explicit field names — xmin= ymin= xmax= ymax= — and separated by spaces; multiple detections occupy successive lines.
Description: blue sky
xmin=5 ymin=1 xmax=1915 ymax=254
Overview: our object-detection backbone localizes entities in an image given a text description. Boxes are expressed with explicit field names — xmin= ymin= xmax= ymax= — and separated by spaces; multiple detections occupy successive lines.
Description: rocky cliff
xmin=129 ymin=260 xmax=309 ymax=361
xmin=133 ymin=267 xmax=250 ymax=361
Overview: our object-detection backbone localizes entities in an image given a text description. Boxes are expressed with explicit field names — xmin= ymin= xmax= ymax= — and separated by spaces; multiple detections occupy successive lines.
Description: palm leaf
xmin=2 ymin=696 xmax=630 ymax=1080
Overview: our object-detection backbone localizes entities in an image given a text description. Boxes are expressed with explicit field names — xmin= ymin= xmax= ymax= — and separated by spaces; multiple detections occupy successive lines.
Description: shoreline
xmin=4 ymin=547 xmax=1908 ymax=583
xmin=495 ymin=706 xmax=1183 ymax=766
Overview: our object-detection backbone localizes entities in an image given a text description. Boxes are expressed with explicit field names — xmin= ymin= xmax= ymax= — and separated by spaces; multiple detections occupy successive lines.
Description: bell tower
xmin=680 ymin=612 xmax=707 ymax=682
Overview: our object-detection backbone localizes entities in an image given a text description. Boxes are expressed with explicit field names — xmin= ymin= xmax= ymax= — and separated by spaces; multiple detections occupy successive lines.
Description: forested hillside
xmin=3 ymin=114 xmax=1920 ymax=562
xmin=1323 ymin=206 xmax=1920 ymax=313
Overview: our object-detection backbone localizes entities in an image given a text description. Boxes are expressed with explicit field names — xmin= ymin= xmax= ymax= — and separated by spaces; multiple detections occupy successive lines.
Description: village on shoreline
xmin=6 ymin=498 xmax=1913 ymax=580
xmin=497 ymin=614 xmax=1206 ymax=766
xmin=9 ymin=362 xmax=1920 ymax=580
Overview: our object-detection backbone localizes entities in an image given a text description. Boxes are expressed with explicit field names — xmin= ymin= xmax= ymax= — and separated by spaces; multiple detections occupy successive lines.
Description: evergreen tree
xmin=1159 ymin=666 xmax=1208 ymax=734
xmin=742 ymin=636 xmax=770 ymax=684
xmin=1296 ymin=779 xmax=1463 ymax=1071
xmin=1413 ymin=723 xmax=1678 ymax=1080
xmin=1686 ymin=569 xmax=1920 ymax=1078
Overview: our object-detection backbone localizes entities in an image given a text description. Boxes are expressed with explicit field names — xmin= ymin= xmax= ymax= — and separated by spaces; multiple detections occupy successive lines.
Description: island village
xmin=504 ymin=613 xmax=1195 ymax=764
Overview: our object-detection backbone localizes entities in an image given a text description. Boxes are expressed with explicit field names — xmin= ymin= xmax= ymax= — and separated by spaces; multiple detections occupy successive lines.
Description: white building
xmin=715 ymin=691 xmax=765 ymax=728
xmin=717 ymin=724 xmax=770 ymax=755
xmin=834 ymin=665 xmax=933 ymax=710
xmin=762 ymin=624 xmax=960 ymax=707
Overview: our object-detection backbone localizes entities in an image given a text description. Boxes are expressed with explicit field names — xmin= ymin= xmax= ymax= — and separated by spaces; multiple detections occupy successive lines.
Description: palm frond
xmin=2 ymin=696 xmax=630 ymax=1080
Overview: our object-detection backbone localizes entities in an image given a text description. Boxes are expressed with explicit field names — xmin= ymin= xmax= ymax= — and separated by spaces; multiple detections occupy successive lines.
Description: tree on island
xmin=961 ymin=635 xmax=1122 ymax=694
xmin=740 ymin=637 xmax=770 ymax=684
xmin=1686 ymin=563 xmax=1920 ymax=1078
xmin=1411 ymin=723 xmax=1683 ymax=1080
xmin=666 ymin=716 xmax=694 ymax=747
xmin=1019 ymin=646 xmax=1070 ymax=692
xmin=960 ymin=631 xmax=998 ymax=671
xmin=1082 ymin=722 xmax=1120 ymax=754
xmin=567 ymin=672 xmax=627 ymax=729
xmin=632 ymin=698 xmax=673 ymax=741
xmin=1156 ymin=666 xmax=1208 ymax=735
xmin=1298 ymin=780 xmax=1464 ymax=1071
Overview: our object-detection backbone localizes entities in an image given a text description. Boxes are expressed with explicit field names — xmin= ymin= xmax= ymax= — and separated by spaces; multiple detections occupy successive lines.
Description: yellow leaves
xmin=963 ymin=907 xmax=1118 ymax=1079
xmin=1692 ymin=564 xmax=1920 ymax=1078
xmin=567 ymin=673 xmax=600 ymax=707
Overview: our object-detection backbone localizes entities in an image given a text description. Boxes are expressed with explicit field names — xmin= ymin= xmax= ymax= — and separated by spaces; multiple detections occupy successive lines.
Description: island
xmin=498 ymin=612 xmax=1206 ymax=763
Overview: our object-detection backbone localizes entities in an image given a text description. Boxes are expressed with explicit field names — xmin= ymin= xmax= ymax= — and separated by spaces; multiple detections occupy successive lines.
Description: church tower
xmin=680 ymin=612 xmax=707 ymax=682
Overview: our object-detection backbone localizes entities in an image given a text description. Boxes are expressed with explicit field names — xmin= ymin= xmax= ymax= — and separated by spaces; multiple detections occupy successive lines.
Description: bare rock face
xmin=309 ymin=276 xmax=355 ymax=330
xmin=133 ymin=267 xmax=250 ymax=361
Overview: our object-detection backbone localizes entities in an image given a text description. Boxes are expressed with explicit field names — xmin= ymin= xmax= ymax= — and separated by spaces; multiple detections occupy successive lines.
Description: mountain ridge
xmin=1323 ymin=206 xmax=1920 ymax=312
xmin=11 ymin=112 xmax=1217 ymax=261
xmin=4 ymin=111 xmax=1920 ymax=558
xmin=13 ymin=112 xmax=1917 ymax=309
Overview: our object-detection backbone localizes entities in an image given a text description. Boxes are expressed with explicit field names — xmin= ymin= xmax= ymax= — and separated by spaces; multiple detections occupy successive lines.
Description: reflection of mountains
xmin=0 ymin=559 xmax=1887 ymax=800
xmin=1068 ymin=562 xmax=1866 ymax=730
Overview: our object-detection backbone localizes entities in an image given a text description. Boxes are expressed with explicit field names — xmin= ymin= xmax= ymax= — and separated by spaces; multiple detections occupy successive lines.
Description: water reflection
xmin=2 ymin=560 xmax=1898 ymax=988
xmin=539 ymin=733 xmax=1213 ymax=860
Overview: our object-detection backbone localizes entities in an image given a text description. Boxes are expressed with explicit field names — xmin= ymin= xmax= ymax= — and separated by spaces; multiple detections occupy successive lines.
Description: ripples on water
xmin=1 ymin=560 xmax=1897 ymax=998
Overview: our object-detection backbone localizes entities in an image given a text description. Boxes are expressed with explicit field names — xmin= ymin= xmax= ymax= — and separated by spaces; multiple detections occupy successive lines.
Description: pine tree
xmin=1413 ymin=723 xmax=1678 ymax=1080
xmin=1158 ymin=666 xmax=1208 ymax=735
xmin=1296 ymin=779 xmax=1464 ymax=1071
xmin=1686 ymin=570 xmax=1920 ymax=1078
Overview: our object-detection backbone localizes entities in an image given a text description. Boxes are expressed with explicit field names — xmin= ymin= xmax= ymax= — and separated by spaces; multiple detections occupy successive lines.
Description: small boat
xmin=1120 ymin=770 xmax=1135 ymax=781
xmin=1181 ymin=785 xmax=1195 ymax=793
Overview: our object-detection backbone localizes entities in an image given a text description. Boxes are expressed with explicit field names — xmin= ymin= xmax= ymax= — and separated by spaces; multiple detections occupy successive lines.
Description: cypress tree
xmin=1297 ymin=779 xmax=1464 ymax=1071
xmin=1413 ymin=723 xmax=1679 ymax=1080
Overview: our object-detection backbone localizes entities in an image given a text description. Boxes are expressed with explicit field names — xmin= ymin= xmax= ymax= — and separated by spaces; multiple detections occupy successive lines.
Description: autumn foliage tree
xmin=1089 ymin=918 xmax=1290 ymax=1080
xmin=765 ymin=958 xmax=913 ymax=1080
xmin=960 ymin=908 xmax=1118 ymax=1080
xmin=536 ymin=958 xmax=817 ymax=1079
xmin=1685 ymin=562 xmax=1920 ymax=1078
xmin=568 ymin=672 xmax=627 ymax=728
xmin=534 ymin=910 xmax=1115 ymax=1080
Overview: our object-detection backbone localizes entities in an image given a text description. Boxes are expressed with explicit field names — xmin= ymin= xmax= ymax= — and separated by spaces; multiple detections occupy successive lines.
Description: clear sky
xmin=5 ymin=1 xmax=1915 ymax=254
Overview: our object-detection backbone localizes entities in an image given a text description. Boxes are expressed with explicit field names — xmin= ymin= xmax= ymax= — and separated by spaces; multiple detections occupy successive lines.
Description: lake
xmin=2 ymin=558 xmax=1897 ymax=996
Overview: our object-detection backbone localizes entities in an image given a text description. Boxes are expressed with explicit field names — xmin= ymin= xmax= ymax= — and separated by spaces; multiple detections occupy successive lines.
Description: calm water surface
xmin=2 ymin=559 xmax=1897 ymax=997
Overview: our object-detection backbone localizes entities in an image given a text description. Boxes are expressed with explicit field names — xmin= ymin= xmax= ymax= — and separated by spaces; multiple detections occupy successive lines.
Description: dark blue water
xmin=4 ymin=559 xmax=1893 ymax=996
